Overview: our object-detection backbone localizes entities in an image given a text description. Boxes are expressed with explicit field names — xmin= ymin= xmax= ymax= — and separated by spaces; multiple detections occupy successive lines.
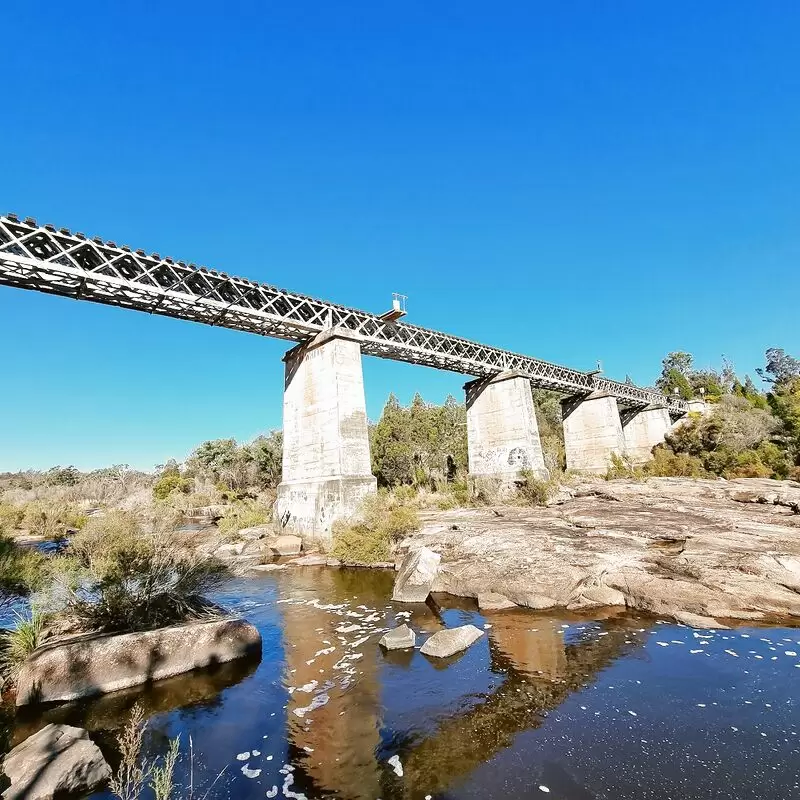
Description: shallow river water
xmin=8 ymin=568 xmax=800 ymax=799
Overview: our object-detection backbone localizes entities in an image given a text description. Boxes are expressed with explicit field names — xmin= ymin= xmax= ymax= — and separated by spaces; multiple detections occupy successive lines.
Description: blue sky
xmin=1 ymin=1 xmax=798 ymax=471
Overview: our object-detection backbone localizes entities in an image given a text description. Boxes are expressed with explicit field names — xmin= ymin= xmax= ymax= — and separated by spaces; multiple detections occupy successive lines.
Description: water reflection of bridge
xmin=277 ymin=571 xmax=646 ymax=800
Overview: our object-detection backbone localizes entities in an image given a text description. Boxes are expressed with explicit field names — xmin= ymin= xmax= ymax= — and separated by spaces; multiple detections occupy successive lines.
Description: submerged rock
xmin=477 ymin=592 xmax=516 ymax=611
xmin=2 ymin=723 xmax=111 ymax=800
xmin=392 ymin=546 xmax=441 ymax=603
xmin=673 ymin=611 xmax=730 ymax=630
xmin=420 ymin=624 xmax=484 ymax=658
xmin=16 ymin=618 xmax=262 ymax=706
xmin=288 ymin=554 xmax=329 ymax=567
xmin=379 ymin=624 xmax=416 ymax=650
xmin=252 ymin=563 xmax=288 ymax=572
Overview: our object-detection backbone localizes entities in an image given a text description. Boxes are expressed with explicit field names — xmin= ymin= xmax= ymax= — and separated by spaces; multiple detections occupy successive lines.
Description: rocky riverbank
xmin=398 ymin=477 xmax=800 ymax=626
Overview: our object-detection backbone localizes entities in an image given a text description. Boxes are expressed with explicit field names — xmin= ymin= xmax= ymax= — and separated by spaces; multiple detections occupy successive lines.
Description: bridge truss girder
xmin=0 ymin=214 xmax=687 ymax=416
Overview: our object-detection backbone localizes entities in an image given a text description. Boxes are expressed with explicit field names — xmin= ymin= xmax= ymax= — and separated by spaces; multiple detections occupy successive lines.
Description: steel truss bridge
xmin=0 ymin=214 xmax=686 ymax=415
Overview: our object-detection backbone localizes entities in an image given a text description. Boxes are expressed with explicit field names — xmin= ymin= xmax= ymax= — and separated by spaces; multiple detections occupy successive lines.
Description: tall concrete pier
xmin=562 ymin=391 xmax=627 ymax=474
xmin=275 ymin=328 xmax=377 ymax=540
xmin=465 ymin=371 xmax=548 ymax=482
xmin=621 ymin=405 xmax=671 ymax=464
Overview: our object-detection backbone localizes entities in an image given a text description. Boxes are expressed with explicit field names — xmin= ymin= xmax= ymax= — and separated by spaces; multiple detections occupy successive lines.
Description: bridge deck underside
xmin=0 ymin=215 xmax=686 ymax=415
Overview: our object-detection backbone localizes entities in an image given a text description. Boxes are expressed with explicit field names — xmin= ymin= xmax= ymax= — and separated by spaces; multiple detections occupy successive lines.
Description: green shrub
xmin=643 ymin=448 xmax=708 ymax=478
xmin=67 ymin=512 xmax=229 ymax=634
xmin=332 ymin=492 xmax=420 ymax=564
xmin=723 ymin=449 xmax=773 ymax=479
xmin=331 ymin=521 xmax=391 ymax=565
xmin=217 ymin=502 xmax=271 ymax=538
xmin=514 ymin=469 xmax=558 ymax=505
xmin=0 ymin=535 xmax=49 ymax=606
xmin=0 ymin=608 xmax=47 ymax=683
xmin=605 ymin=453 xmax=644 ymax=480
xmin=0 ymin=503 xmax=24 ymax=532
xmin=153 ymin=473 xmax=192 ymax=501
xmin=434 ymin=479 xmax=473 ymax=509
xmin=16 ymin=501 xmax=87 ymax=539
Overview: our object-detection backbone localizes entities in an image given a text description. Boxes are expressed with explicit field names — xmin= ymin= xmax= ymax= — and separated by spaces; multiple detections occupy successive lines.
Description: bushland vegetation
xmin=0 ymin=505 xmax=229 ymax=686
xmin=640 ymin=347 xmax=800 ymax=481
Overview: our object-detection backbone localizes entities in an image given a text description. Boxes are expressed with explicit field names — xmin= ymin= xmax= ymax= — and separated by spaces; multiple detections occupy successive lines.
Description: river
xmin=6 ymin=567 xmax=800 ymax=799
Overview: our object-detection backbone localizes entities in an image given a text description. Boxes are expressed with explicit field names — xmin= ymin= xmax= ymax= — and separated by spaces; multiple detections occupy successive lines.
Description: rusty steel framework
xmin=0 ymin=214 xmax=687 ymax=414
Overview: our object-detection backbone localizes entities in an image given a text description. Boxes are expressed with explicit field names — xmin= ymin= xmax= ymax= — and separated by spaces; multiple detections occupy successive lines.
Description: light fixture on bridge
xmin=378 ymin=293 xmax=407 ymax=322
xmin=586 ymin=359 xmax=603 ymax=377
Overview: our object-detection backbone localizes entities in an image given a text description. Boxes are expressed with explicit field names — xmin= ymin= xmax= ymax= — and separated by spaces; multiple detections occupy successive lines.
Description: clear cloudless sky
xmin=1 ymin=1 xmax=798 ymax=471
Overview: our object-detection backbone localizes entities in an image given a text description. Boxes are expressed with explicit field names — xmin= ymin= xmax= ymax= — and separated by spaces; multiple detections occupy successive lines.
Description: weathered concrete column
xmin=620 ymin=405 xmax=671 ymax=464
xmin=465 ymin=371 xmax=548 ymax=482
xmin=274 ymin=327 xmax=376 ymax=540
xmin=561 ymin=391 xmax=626 ymax=474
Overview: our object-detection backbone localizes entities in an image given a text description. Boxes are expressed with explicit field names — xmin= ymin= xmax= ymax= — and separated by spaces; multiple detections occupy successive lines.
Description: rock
xmin=477 ymin=592 xmax=516 ymax=611
xmin=392 ymin=546 xmax=441 ymax=603
xmin=545 ymin=486 xmax=575 ymax=506
xmin=185 ymin=504 xmax=227 ymax=520
xmin=214 ymin=542 xmax=246 ymax=557
xmin=238 ymin=525 xmax=273 ymax=540
xmin=326 ymin=557 xmax=342 ymax=567
xmin=406 ymin=477 xmax=800 ymax=622
xmin=420 ymin=625 xmax=484 ymax=658
xmin=271 ymin=535 xmax=302 ymax=556
xmin=16 ymin=618 xmax=262 ymax=706
xmin=379 ymin=624 xmax=416 ymax=650
xmin=2 ymin=723 xmax=111 ymax=800
xmin=672 ymin=611 xmax=730 ymax=630
xmin=287 ymin=554 xmax=328 ymax=566
xmin=241 ymin=540 xmax=271 ymax=558
xmin=251 ymin=563 xmax=287 ymax=572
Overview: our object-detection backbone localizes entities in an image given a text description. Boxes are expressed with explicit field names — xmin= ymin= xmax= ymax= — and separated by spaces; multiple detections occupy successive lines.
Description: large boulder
xmin=392 ymin=547 xmax=441 ymax=603
xmin=2 ymin=723 xmax=111 ymax=800
xmin=378 ymin=624 xmax=416 ymax=651
xmin=420 ymin=625 xmax=484 ymax=658
xmin=16 ymin=618 xmax=262 ymax=706
xmin=237 ymin=524 xmax=273 ymax=540
xmin=271 ymin=535 xmax=302 ymax=556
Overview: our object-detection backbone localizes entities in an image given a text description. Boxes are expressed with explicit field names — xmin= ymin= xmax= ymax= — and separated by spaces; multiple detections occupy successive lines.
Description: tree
xmin=370 ymin=393 xmax=467 ymax=487
xmin=45 ymin=466 xmax=80 ymax=486
xmin=656 ymin=352 xmax=695 ymax=399
xmin=248 ymin=431 xmax=283 ymax=489
xmin=757 ymin=348 xmax=800 ymax=386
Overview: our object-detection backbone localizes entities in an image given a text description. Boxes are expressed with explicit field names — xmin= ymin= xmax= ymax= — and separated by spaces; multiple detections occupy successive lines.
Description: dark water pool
xmin=7 ymin=568 xmax=800 ymax=799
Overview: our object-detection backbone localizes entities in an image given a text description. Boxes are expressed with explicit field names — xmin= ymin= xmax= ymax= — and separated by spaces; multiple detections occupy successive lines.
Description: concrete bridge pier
xmin=275 ymin=327 xmax=377 ymax=540
xmin=561 ymin=391 xmax=627 ymax=474
xmin=620 ymin=405 xmax=671 ymax=464
xmin=465 ymin=371 xmax=548 ymax=483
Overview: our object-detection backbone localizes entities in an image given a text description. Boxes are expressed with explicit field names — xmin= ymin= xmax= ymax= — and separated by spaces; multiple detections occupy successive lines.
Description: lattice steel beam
xmin=0 ymin=214 xmax=687 ymax=415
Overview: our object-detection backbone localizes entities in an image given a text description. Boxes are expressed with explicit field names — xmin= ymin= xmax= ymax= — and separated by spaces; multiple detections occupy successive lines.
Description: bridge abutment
xmin=561 ymin=391 xmax=626 ymax=474
xmin=465 ymin=371 xmax=548 ymax=484
xmin=620 ymin=404 xmax=670 ymax=464
xmin=274 ymin=327 xmax=376 ymax=541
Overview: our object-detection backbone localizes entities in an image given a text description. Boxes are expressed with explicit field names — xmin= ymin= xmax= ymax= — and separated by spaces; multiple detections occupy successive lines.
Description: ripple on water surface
xmin=8 ymin=568 xmax=799 ymax=799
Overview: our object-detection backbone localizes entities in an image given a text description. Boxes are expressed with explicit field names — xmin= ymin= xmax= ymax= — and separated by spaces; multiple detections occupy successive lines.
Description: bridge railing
xmin=0 ymin=214 xmax=687 ymax=415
